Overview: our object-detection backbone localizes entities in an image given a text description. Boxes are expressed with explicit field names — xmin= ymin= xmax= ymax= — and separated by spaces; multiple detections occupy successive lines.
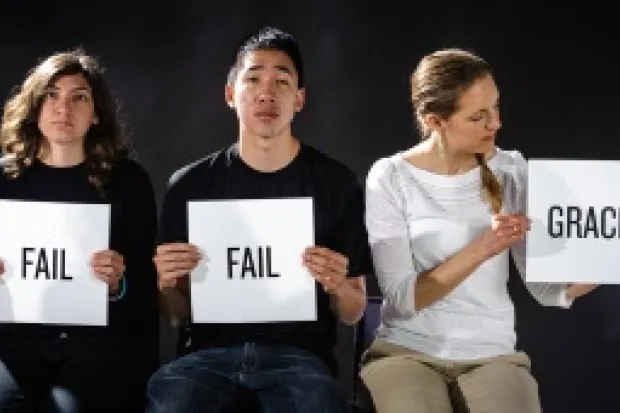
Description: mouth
xmin=51 ymin=121 xmax=74 ymax=128
xmin=254 ymin=109 xmax=279 ymax=122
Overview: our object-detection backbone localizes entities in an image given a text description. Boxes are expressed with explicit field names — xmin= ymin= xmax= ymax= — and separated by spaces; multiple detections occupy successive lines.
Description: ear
xmin=224 ymin=84 xmax=235 ymax=109
xmin=421 ymin=113 xmax=444 ymax=133
xmin=294 ymin=87 xmax=306 ymax=113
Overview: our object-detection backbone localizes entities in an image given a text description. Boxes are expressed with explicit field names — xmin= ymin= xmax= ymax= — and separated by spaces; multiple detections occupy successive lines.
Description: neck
xmin=38 ymin=143 xmax=85 ymax=167
xmin=238 ymin=128 xmax=300 ymax=172
xmin=426 ymin=138 xmax=477 ymax=175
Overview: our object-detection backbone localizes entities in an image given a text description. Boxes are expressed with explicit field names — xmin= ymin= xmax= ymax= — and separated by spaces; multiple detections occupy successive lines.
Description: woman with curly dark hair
xmin=0 ymin=50 xmax=159 ymax=412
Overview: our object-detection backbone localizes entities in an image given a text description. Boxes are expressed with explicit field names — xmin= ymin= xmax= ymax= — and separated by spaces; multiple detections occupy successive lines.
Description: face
xmin=37 ymin=73 xmax=96 ymax=148
xmin=225 ymin=49 xmax=305 ymax=142
xmin=428 ymin=74 xmax=501 ymax=156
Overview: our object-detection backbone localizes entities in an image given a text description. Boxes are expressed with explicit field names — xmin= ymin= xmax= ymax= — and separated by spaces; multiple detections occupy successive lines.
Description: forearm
xmin=414 ymin=243 xmax=487 ymax=311
xmin=160 ymin=278 xmax=190 ymax=326
xmin=330 ymin=279 xmax=367 ymax=325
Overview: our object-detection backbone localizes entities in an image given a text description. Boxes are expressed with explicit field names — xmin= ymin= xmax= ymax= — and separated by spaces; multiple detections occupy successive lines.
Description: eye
xmin=44 ymin=90 xmax=58 ymax=100
xmin=73 ymin=94 xmax=90 ymax=102
xmin=276 ymin=79 xmax=290 ymax=86
xmin=244 ymin=76 xmax=259 ymax=83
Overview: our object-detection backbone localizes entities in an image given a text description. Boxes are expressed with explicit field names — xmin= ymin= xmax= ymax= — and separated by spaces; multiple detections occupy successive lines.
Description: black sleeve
xmin=110 ymin=162 xmax=159 ymax=352
xmin=157 ymin=170 xmax=190 ymax=246
xmin=331 ymin=172 xmax=374 ymax=279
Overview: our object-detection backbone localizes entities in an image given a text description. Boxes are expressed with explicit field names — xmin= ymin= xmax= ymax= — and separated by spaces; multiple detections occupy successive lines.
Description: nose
xmin=255 ymin=79 xmax=277 ymax=104
xmin=53 ymin=96 xmax=72 ymax=115
xmin=255 ymin=90 xmax=276 ymax=104
xmin=486 ymin=113 xmax=501 ymax=131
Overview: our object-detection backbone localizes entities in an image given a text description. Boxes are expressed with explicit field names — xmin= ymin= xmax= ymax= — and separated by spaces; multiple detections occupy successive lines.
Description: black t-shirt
xmin=159 ymin=142 xmax=373 ymax=373
xmin=0 ymin=158 xmax=159 ymax=345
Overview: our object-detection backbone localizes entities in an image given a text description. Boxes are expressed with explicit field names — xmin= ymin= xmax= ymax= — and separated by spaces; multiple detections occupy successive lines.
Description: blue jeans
xmin=146 ymin=343 xmax=346 ymax=413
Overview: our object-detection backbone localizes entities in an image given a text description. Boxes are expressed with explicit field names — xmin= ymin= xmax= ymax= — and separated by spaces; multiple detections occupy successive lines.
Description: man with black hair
xmin=146 ymin=27 xmax=372 ymax=413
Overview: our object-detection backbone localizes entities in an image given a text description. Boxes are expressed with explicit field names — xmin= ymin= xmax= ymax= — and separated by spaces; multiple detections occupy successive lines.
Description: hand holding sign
xmin=475 ymin=214 xmax=530 ymax=260
xmin=303 ymin=246 xmax=349 ymax=294
xmin=153 ymin=243 xmax=202 ymax=289
xmin=90 ymin=250 xmax=125 ymax=293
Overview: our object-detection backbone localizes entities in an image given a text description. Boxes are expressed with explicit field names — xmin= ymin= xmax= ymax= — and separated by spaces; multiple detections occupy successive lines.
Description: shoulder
xmin=366 ymin=153 xmax=401 ymax=191
xmin=114 ymin=158 xmax=153 ymax=185
xmin=302 ymin=144 xmax=361 ymax=189
xmin=167 ymin=146 xmax=231 ymax=192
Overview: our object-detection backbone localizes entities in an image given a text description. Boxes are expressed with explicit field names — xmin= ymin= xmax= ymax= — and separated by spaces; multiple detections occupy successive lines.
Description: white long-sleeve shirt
xmin=365 ymin=148 xmax=572 ymax=360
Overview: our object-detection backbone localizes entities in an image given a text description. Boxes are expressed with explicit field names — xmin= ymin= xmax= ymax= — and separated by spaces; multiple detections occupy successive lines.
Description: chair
xmin=350 ymin=296 xmax=383 ymax=413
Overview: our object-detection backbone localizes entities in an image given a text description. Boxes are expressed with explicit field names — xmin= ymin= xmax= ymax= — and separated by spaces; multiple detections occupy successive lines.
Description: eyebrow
xmin=246 ymin=64 xmax=294 ymax=76
xmin=45 ymin=85 xmax=92 ymax=93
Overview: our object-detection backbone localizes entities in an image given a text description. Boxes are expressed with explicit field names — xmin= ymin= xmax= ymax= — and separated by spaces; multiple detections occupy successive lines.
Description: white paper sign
xmin=0 ymin=200 xmax=110 ymax=325
xmin=188 ymin=197 xmax=316 ymax=323
xmin=526 ymin=160 xmax=620 ymax=284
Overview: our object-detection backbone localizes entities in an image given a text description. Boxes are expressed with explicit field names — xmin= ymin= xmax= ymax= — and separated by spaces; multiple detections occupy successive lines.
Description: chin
xmin=476 ymin=141 xmax=496 ymax=155
xmin=45 ymin=136 xmax=82 ymax=146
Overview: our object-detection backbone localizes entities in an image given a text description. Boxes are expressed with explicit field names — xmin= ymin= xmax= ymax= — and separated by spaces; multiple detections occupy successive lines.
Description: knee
xmin=146 ymin=363 xmax=179 ymax=396
xmin=360 ymin=357 xmax=452 ymax=411
xmin=458 ymin=362 xmax=541 ymax=411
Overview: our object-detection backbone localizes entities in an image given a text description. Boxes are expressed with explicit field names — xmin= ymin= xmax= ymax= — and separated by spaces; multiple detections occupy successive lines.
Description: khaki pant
xmin=360 ymin=339 xmax=542 ymax=413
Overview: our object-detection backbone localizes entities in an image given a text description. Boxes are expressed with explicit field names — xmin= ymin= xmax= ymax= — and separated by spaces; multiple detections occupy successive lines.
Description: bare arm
xmin=413 ymin=214 xmax=527 ymax=311
xmin=159 ymin=277 xmax=191 ymax=326
xmin=303 ymin=247 xmax=368 ymax=325
xmin=154 ymin=243 xmax=201 ymax=326
xmin=329 ymin=276 xmax=367 ymax=325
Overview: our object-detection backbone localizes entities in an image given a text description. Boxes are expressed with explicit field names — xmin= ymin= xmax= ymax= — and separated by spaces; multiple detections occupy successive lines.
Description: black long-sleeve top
xmin=0 ymin=158 xmax=159 ymax=347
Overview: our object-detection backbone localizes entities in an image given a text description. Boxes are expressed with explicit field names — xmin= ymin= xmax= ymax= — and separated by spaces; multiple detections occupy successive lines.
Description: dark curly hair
xmin=1 ymin=49 xmax=133 ymax=195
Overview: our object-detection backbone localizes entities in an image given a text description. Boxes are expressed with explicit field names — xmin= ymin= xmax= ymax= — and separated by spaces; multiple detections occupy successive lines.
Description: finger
xmin=92 ymin=250 xmax=118 ymax=261
xmin=109 ymin=252 xmax=125 ymax=268
xmin=305 ymin=263 xmax=345 ymax=289
xmin=155 ymin=260 xmax=198 ymax=274
xmin=307 ymin=256 xmax=346 ymax=276
xmin=156 ymin=243 xmax=200 ymax=256
xmin=304 ymin=260 xmax=327 ymax=277
xmin=93 ymin=265 xmax=115 ymax=277
xmin=91 ymin=255 xmax=114 ymax=267
xmin=304 ymin=247 xmax=348 ymax=265
xmin=158 ymin=269 xmax=190 ymax=283
xmin=155 ymin=251 xmax=201 ymax=264
xmin=303 ymin=257 xmax=347 ymax=279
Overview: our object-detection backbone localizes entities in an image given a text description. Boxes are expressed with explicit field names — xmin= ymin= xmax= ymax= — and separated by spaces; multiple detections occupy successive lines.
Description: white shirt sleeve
xmin=507 ymin=150 xmax=573 ymax=308
xmin=365 ymin=157 xmax=421 ymax=317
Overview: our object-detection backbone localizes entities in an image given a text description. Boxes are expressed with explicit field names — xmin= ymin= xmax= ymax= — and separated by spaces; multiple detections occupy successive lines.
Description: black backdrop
xmin=1 ymin=2 xmax=618 ymax=411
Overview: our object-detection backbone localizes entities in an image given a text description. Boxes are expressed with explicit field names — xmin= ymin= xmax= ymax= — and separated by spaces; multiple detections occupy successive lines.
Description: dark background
xmin=1 ymin=1 xmax=618 ymax=411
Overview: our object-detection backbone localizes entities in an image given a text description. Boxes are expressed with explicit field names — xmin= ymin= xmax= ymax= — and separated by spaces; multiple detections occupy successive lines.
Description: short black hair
xmin=227 ymin=26 xmax=304 ymax=88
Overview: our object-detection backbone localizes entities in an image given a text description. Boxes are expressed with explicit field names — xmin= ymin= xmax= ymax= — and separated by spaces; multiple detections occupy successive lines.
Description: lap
xmin=147 ymin=344 xmax=345 ymax=413
xmin=457 ymin=355 xmax=541 ymax=413
xmin=0 ymin=335 xmax=145 ymax=413
xmin=43 ymin=340 xmax=140 ymax=412
xmin=146 ymin=348 xmax=256 ymax=413
xmin=360 ymin=352 xmax=452 ymax=413
xmin=0 ymin=337 xmax=53 ymax=412
xmin=251 ymin=346 xmax=345 ymax=413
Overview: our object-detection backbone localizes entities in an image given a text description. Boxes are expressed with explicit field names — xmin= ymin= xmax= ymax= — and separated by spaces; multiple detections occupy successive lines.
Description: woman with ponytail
xmin=360 ymin=48 xmax=597 ymax=413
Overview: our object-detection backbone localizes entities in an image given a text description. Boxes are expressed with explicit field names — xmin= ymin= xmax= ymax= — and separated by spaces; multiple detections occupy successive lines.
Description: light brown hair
xmin=411 ymin=48 xmax=502 ymax=213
